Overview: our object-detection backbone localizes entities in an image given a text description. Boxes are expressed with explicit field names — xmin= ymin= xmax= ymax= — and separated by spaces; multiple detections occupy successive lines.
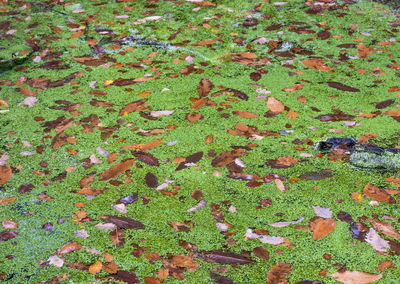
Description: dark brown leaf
xmin=197 ymin=77 xmax=214 ymax=97
xmin=101 ymin=216 xmax=145 ymax=229
xmin=99 ymin=158 xmax=135 ymax=181
xmin=119 ymin=99 xmax=148 ymax=115
xmin=0 ymin=231 xmax=17 ymax=241
xmin=225 ymin=88 xmax=249 ymax=100
xmin=210 ymin=272 xmax=234 ymax=284
xmin=211 ymin=149 xmax=245 ymax=167
xmin=253 ymin=247 xmax=269 ymax=260
xmin=145 ymin=172 xmax=158 ymax=188
xmin=299 ymin=170 xmax=332 ymax=180
xmin=315 ymin=109 xmax=355 ymax=122
xmin=176 ymin=152 xmax=204 ymax=171
xmin=327 ymin=81 xmax=360 ymax=92
xmin=197 ymin=250 xmax=255 ymax=265
xmin=107 ymin=270 xmax=140 ymax=284
xmin=133 ymin=152 xmax=159 ymax=166
xmin=375 ymin=99 xmax=394 ymax=109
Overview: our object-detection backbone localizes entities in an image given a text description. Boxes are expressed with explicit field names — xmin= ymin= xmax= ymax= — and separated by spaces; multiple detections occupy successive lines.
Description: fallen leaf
xmin=110 ymin=228 xmax=125 ymax=247
xmin=168 ymin=222 xmax=191 ymax=232
xmin=186 ymin=112 xmax=203 ymax=122
xmin=253 ymin=247 xmax=269 ymax=260
xmin=309 ymin=217 xmax=336 ymax=240
xmin=376 ymin=260 xmax=395 ymax=272
xmin=266 ymin=97 xmax=285 ymax=113
xmin=267 ymin=262 xmax=291 ymax=284
xmin=197 ymin=77 xmax=214 ymax=97
xmin=299 ymin=170 xmax=332 ymax=180
xmin=357 ymin=43 xmax=371 ymax=58
xmin=99 ymin=158 xmax=135 ymax=181
xmin=150 ymin=110 xmax=174 ymax=117
xmin=327 ymin=81 xmax=360 ymax=92
xmin=107 ymin=271 xmax=140 ymax=283
xmin=145 ymin=172 xmax=158 ymax=188
xmin=2 ymin=219 xmax=18 ymax=230
xmin=232 ymin=111 xmax=258 ymax=118
xmin=57 ymin=241 xmax=83 ymax=255
xmin=211 ymin=149 xmax=245 ymax=167
xmin=365 ymin=228 xmax=390 ymax=253
xmin=369 ymin=219 xmax=400 ymax=238
xmin=282 ymin=83 xmax=304 ymax=92
xmin=133 ymin=151 xmax=160 ymax=166
xmin=330 ymin=270 xmax=382 ymax=284
xmin=18 ymin=97 xmax=37 ymax=107
xmin=312 ymin=206 xmax=332 ymax=218
xmin=0 ymin=165 xmax=12 ymax=185
xmin=101 ymin=216 xmax=145 ymax=229
xmin=210 ymin=272 xmax=234 ymax=284
xmin=119 ymin=99 xmax=148 ymax=115
xmin=170 ymin=255 xmax=198 ymax=269
xmin=363 ymin=183 xmax=395 ymax=204
xmin=301 ymin=58 xmax=333 ymax=72
xmin=270 ymin=216 xmax=304 ymax=228
xmin=88 ymin=261 xmax=102 ymax=274
xmin=197 ymin=250 xmax=255 ymax=264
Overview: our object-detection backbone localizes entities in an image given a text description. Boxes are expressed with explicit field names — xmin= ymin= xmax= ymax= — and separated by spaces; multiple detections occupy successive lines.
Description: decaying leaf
xmin=365 ymin=228 xmax=390 ymax=253
xmin=133 ymin=151 xmax=160 ymax=166
xmin=369 ymin=219 xmax=400 ymax=239
xmin=99 ymin=158 xmax=135 ymax=181
xmin=330 ymin=270 xmax=382 ymax=284
xmin=363 ymin=183 xmax=395 ymax=204
xmin=211 ymin=149 xmax=245 ymax=167
xmin=170 ymin=254 xmax=198 ymax=269
xmin=197 ymin=250 xmax=255 ymax=265
xmin=267 ymin=262 xmax=291 ymax=284
xmin=101 ymin=216 xmax=145 ymax=229
xmin=266 ymin=97 xmax=284 ymax=113
xmin=0 ymin=164 xmax=12 ymax=185
xmin=197 ymin=77 xmax=214 ymax=97
xmin=308 ymin=217 xmax=336 ymax=240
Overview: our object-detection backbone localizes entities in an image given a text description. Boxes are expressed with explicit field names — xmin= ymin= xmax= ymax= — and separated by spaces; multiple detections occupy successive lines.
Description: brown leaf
xmin=210 ymin=272 xmax=234 ymax=284
xmin=267 ymin=262 xmax=292 ymax=284
xmin=79 ymin=174 xmax=94 ymax=188
xmin=376 ymin=260 xmax=395 ymax=272
xmin=369 ymin=219 xmax=400 ymax=238
xmin=133 ymin=152 xmax=159 ymax=166
xmin=266 ymin=97 xmax=284 ymax=113
xmin=170 ymin=255 xmax=198 ymax=269
xmin=315 ymin=109 xmax=355 ymax=122
xmin=0 ymin=197 xmax=17 ymax=204
xmin=197 ymin=250 xmax=255 ymax=265
xmin=57 ymin=241 xmax=82 ymax=255
xmin=211 ymin=149 xmax=245 ymax=167
xmin=301 ymin=58 xmax=333 ymax=72
xmin=384 ymin=176 xmax=400 ymax=187
xmin=232 ymin=111 xmax=258 ymax=118
xmin=327 ymin=81 xmax=360 ymax=92
xmin=19 ymin=88 xmax=36 ymax=96
xmin=330 ymin=270 xmax=382 ymax=284
xmin=186 ymin=113 xmax=203 ymax=122
xmin=225 ymin=88 xmax=249 ymax=101
xmin=145 ymin=172 xmax=158 ymax=188
xmin=357 ymin=43 xmax=371 ymax=58
xmin=103 ymin=262 xmax=118 ymax=274
xmin=0 ymin=231 xmax=17 ymax=241
xmin=168 ymin=222 xmax=191 ymax=232
xmin=282 ymin=83 xmax=304 ymax=92
xmin=253 ymin=247 xmax=269 ymax=260
xmin=119 ymin=99 xmax=148 ymax=115
xmin=110 ymin=228 xmax=125 ymax=247
xmin=99 ymin=158 xmax=135 ymax=181
xmin=0 ymin=165 xmax=12 ymax=185
xmin=363 ymin=183 xmax=395 ymax=204
xmin=309 ymin=217 xmax=336 ymax=240
xmin=299 ymin=170 xmax=332 ymax=180
xmin=101 ymin=216 xmax=145 ymax=229
xmin=197 ymin=77 xmax=214 ymax=97
xmin=107 ymin=270 xmax=140 ymax=283
xmin=121 ymin=138 xmax=164 ymax=151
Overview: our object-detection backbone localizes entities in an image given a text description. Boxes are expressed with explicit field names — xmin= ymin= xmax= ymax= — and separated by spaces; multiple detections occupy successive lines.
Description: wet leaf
xmin=88 ymin=260 xmax=102 ymax=274
xmin=327 ymin=81 xmax=360 ymax=92
xmin=211 ymin=149 xmax=245 ymax=167
xmin=197 ymin=77 xmax=214 ymax=97
xmin=145 ymin=172 xmax=158 ymax=188
xmin=107 ymin=270 xmax=140 ymax=283
xmin=197 ymin=250 xmax=255 ymax=265
xmin=99 ymin=158 xmax=135 ymax=181
xmin=133 ymin=151 xmax=159 ymax=166
xmin=0 ymin=231 xmax=17 ymax=241
xmin=116 ymin=193 xmax=138 ymax=205
xmin=368 ymin=219 xmax=400 ymax=238
xmin=253 ymin=247 xmax=269 ymax=260
xmin=101 ymin=216 xmax=145 ymax=229
xmin=362 ymin=183 xmax=395 ymax=204
xmin=110 ymin=228 xmax=125 ymax=247
xmin=57 ymin=241 xmax=82 ymax=255
xmin=330 ymin=270 xmax=382 ymax=284
xmin=210 ymin=272 xmax=234 ymax=284
xmin=267 ymin=262 xmax=291 ymax=284
xmin=301 ymin=58 xmax=333 ymax=72
xmin=308 ymin=217 xmax=336 ymax=240
xmin=119 ymin=99 xmax=148 ymax=115
xmin=170 ymin=254 xmax=198 ymax=269
xmin=0 ymin=165 xmax=12 ymax=185
xmin=312 ymin=206 xmax=332 ymax=218
xmin=299 ymin=170 xmax=332 ymax=180
xmin=266 ymin=97 xmax=284 ymax=113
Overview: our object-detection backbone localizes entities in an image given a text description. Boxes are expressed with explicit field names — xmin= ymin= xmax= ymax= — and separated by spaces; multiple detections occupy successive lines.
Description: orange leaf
xmin=351 ymin=192 xmax=364 ymax=203
xmin=205 ymin=134 xmax=213 ymax=144
xmin=170 ymin=255 xmax=199 ymax=269
xmin=121 ymin=138 xmax=164 ymax=151
xmin=194 ymin=1 xmax=216 ymax=6
xmin=0 ymin=197 xmax=17 ymax=204
xmin=99 ymin=158 xmax=135 ymax=181
xmin=301 ymin=58 xmax=333 ymax=72
xmin=58 ymin=241 xmax=82 ymax=255
xmin=377 ymin=260 xmax=395 ymax=272
xmin=363 ymin=183 xmax=395 ymax=204
xmin=192 ymin=39 xmax=216 ymax=46
xmin=286 ymin=110 xmax=298 ymax=120
xmin=309 ymin=217 xmax=336 ymax=240
xmin=186 ymin=113 xmax=203 ymax=122
xmin=0 ymin=165 xmax=12 ymax=185
xmin=88 ymin=261 xmax=102 ymax=274
xmin=232 ymin=111 xmax=258 ymax=118
xmin=282 ymin=83 xmax=304 ymax=92
xmin=70 ymin=30 xmax=84 ymax=39
xmin=384 ymin=176 xmax=400 ymax=187
xmin=266 ymin=97 xmax=284 ymax=113
xmin=19 ymin=88 xmax=36 ymax=96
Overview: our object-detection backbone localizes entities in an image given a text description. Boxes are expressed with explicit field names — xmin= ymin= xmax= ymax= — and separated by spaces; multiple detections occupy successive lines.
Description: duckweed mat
xmin=1 ymin=0 xmax=400 ymax=283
